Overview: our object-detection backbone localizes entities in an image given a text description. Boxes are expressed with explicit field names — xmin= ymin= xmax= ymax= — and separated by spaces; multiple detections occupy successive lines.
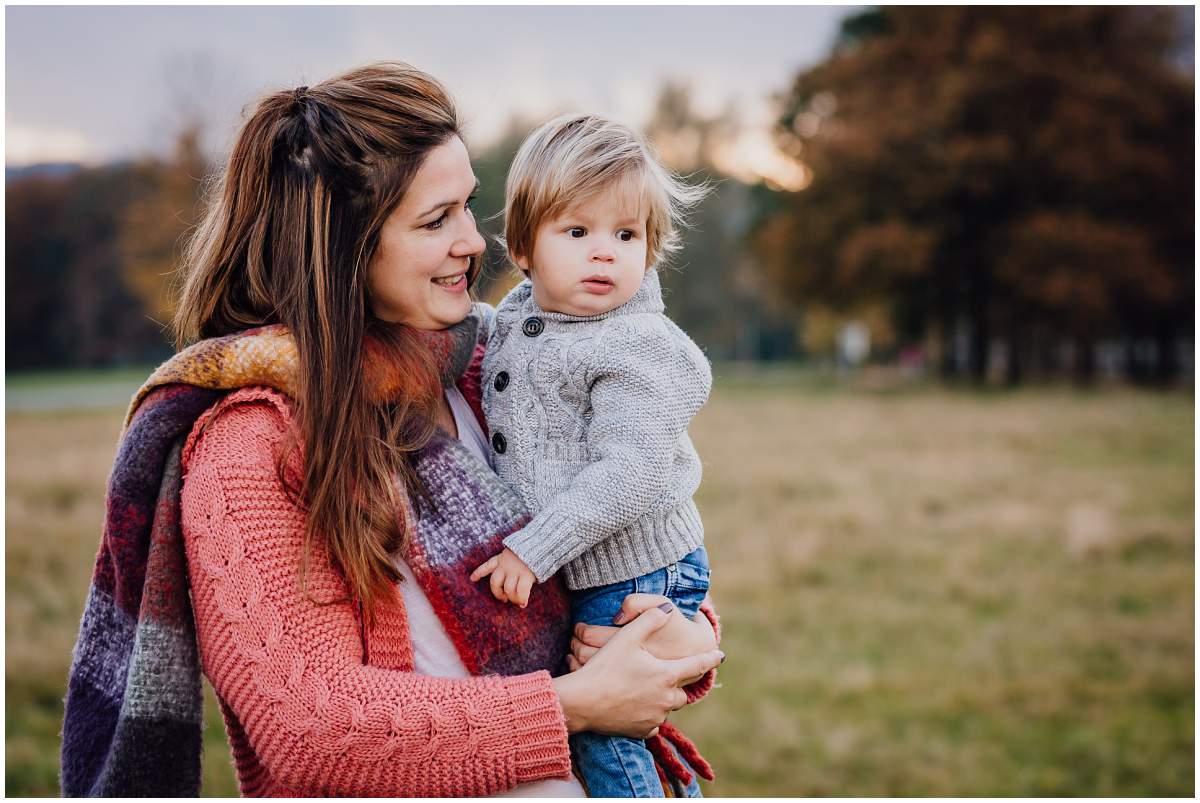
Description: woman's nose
xmin=451 ymin=216 xmax=487 ymax=259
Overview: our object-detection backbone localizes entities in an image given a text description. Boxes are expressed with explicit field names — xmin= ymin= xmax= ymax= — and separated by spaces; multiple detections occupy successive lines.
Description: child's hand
xmin=470 ymin=548 xmax=536 ymax=607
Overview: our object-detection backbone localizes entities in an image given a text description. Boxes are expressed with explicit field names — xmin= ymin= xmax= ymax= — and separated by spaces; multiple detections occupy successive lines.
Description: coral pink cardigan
xmin=179 ymin=387 xmax=717 ymax=796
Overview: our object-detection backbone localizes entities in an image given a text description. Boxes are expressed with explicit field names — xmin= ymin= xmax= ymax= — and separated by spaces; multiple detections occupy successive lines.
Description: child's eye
xmin=567 ymin=227 xmax=587 ymax=238
xmin=618 ymin=229 xmax=638 ymax=242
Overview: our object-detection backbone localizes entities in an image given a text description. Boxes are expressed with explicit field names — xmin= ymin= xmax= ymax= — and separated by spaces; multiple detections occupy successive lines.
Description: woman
xmin=62 ymin=62 xmax=722 ymax=797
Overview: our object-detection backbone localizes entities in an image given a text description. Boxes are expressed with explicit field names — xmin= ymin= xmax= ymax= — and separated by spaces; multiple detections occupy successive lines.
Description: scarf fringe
xmin=648 ymin=721 xmax=715 ymax=788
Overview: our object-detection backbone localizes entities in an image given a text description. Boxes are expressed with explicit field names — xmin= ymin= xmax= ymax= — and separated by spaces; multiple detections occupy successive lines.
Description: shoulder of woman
xmin=495 ymin=279 xmax=533 ymax=317
xmin=181 ymin=386 xmax=296 ymax=474
xmin=469 ymin=301 xmax=496 ymax=342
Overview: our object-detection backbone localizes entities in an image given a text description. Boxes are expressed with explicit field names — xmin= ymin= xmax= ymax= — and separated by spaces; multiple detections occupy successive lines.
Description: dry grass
xmin=5 ymin=373 xmax=1194 ymax=796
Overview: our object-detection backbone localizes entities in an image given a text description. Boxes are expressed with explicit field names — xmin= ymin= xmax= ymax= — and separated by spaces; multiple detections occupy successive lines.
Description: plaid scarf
xmin=60 ymin=313 xmax=579 ymax=796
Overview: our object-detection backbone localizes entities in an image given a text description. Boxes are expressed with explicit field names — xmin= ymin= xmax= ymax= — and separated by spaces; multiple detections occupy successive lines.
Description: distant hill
xmin=6 ymin=162 xmax=85 ymax=182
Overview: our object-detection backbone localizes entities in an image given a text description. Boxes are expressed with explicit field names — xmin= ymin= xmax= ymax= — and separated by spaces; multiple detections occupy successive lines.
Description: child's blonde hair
xmin=503 ymin=113 xmax=710 ymax=271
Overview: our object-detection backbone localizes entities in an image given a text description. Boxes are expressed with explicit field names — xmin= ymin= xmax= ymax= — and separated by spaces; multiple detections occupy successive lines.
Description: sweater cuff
xmin=504 ymin=670 xmax=573 ymax=783
xmin=683 ymin=597 xmax=721 ymax=704
xmin=503 ymin=510 xmax=578 ymax=583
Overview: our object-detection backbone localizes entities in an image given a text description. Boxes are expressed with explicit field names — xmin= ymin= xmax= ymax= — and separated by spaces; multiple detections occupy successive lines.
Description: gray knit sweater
xmin=479 ymin=269 xmax=712 ymax=590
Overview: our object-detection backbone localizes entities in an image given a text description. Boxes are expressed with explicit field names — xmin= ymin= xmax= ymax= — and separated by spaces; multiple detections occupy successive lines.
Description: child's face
xmin=518 ymin=183 xmax=649 ymax=317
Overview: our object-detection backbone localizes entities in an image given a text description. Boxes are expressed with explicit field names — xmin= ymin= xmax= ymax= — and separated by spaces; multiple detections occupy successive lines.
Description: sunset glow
xmin=711 ymin=129 xmax=812 ymax=192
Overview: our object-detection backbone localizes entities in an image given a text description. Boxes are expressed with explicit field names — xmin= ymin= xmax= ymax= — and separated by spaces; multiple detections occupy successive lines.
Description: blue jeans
xmin=569 ymin=546 xmax=710 ymax=798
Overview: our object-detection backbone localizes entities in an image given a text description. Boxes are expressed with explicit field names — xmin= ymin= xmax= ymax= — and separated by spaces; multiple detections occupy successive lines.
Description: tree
xmin=118 ymin=124 xmax=209 ymax=329
xmin=643 ymin=84 xmax=801 ymax=360
xmin=756 ymin=7 xmax=1194 ymax=383
xmin=7 ymin=164 xmax=170 ymax=370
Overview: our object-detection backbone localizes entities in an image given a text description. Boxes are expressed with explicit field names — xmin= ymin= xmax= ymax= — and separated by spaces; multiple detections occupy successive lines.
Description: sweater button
xmin=522 ymin=316 xmax=544 ymax=337
xmin=492 ymin=431 xmax=507 ymax=454
xmin=494 ymin=371 xmax=510 ymax=392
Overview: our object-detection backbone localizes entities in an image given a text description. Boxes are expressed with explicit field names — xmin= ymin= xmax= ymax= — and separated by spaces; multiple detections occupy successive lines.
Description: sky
xmin=5 ymin=5 xmax=860 ymax=174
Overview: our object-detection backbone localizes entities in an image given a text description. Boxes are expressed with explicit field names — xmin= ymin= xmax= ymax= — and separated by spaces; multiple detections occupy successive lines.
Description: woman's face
xmin=368 ymin=136 xmax=485 ymax=330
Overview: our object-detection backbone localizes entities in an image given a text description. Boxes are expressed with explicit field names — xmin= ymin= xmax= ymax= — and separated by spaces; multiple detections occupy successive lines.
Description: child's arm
xmin=501 ymin=322 xmax=712 ymax=585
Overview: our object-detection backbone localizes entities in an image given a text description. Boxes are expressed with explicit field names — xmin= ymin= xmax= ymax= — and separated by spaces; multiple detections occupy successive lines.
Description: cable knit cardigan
xmin=179 ymin=385 xmax=719 ymax=796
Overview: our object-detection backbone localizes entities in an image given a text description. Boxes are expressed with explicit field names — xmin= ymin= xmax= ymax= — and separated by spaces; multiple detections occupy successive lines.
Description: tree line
xmin=7 ymin=7 xmax=1193 ymax=383
xmin=755 ymin=6 xmax=1193 ymax=384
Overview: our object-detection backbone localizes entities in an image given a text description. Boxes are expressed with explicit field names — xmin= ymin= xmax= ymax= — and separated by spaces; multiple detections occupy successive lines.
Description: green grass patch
xmin=6 ymin=380 xmax=1193 ymax=795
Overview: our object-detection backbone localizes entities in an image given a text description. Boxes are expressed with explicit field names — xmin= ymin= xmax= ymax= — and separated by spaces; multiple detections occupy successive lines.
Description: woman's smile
xmin=367 ymin=136 xmax=484 ymax=329
xmin=432 ymin=271 xmax=468 ymax=291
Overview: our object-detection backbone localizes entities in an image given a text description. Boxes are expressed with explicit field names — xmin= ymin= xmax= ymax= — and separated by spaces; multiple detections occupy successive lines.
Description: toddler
xmin=470 ymin=114 xmax=713 ymax=797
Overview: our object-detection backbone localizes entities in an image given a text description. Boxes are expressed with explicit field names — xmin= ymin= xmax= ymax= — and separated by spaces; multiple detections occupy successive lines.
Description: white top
xmin=446 ymin=385 xmax=495 ymax=471
xmin=390 ymin=388 xmax=586 ymax=798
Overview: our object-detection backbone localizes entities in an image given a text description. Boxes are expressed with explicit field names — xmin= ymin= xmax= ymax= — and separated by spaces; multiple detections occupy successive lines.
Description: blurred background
xmin=5 ymin=5 xmax=1194 ymax=796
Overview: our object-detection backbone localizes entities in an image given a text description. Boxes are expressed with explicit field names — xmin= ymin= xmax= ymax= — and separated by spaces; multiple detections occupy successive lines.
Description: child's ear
xmin=514 ymin=253 xmax=530 ymax=273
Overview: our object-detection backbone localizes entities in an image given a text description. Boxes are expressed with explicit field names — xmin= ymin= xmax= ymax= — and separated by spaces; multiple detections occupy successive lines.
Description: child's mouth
xmin=582 ymin=276 xmax=614 ymax=294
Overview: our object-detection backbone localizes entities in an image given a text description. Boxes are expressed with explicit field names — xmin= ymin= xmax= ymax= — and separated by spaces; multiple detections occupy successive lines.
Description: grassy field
xmin=5 ymin=369 xmax=1194 ymax=796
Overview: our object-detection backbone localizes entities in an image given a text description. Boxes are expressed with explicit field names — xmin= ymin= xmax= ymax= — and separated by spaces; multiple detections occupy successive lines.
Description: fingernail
xmin=657 ymin=602 xmax=674 ymax=614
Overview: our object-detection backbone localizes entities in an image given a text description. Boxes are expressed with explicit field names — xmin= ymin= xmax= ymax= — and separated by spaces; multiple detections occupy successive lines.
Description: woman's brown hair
xmin=174 ymin=62 xmax=476 ymax=619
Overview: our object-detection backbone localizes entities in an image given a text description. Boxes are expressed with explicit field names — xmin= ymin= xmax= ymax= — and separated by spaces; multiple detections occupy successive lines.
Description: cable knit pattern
xmin=180 ymin=389 xmax=573 ymax=795
xmin=61 ymin=313 xmax=720 ymax=796
xmin=482 ymin=269 xmax=713 ymax=589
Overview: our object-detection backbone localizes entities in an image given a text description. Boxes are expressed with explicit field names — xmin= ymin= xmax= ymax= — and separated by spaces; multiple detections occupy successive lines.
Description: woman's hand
xmin=567 ymin=594 xmax=718 ymax=685
xmin=552 ymin=606 xmax=724 ymax=739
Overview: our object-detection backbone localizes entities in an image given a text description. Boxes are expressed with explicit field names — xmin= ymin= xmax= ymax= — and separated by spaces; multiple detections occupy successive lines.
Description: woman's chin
xmin=371 ymin=285 xmax=473 ymax=330
xmin=427 ymin=293 xmax=473 ymax=329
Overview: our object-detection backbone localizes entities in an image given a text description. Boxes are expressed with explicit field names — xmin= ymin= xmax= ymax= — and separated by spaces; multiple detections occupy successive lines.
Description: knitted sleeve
xmin=179 ymin=390 xmax=572 ymax=796
xmin=503 ymin=320 xmax=713 ymax=582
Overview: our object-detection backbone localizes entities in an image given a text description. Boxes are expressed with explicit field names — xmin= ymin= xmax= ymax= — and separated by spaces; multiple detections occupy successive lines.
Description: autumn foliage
xmin=6 ymin=8 xmax=1193 ymax=382
xmin=757 ymin=7 xmax=1193 ymax=383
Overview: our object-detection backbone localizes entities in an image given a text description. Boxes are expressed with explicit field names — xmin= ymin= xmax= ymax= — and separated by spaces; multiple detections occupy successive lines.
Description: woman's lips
xmin=431 ymin=273 xmax=467 ymax=293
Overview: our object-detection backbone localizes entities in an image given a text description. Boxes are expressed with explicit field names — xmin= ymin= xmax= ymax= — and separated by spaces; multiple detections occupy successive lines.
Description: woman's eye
xmin=567 ymin=227 xmax=586 ymax=238
xmin=465 ymin=194 xmax=477 ymax=213
xmin=424 ymin=212 xmax=448 ymax=230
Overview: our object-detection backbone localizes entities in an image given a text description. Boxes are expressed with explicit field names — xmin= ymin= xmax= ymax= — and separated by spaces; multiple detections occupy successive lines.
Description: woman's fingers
xmin=612 ymin=592 xmax=672 ymax=625
xmin=569 ymin=637 xmax=599 ymax=664
xmin=469 ymin=556 xmax=498 ymax=582
xmin=574 ymin=622 xmax=616 ymax=648
xmin=612 ymin=605 xmax=673 ymax=646
xmin=665 ymin=649 xmax=725 ymax=687
xmin=555 ymin=609 xmax=716 ymax=739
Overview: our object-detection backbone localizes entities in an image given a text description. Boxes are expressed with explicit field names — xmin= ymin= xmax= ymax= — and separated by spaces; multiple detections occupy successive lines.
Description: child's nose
xmin=590 ymin=248 xmax=615 ymax=264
